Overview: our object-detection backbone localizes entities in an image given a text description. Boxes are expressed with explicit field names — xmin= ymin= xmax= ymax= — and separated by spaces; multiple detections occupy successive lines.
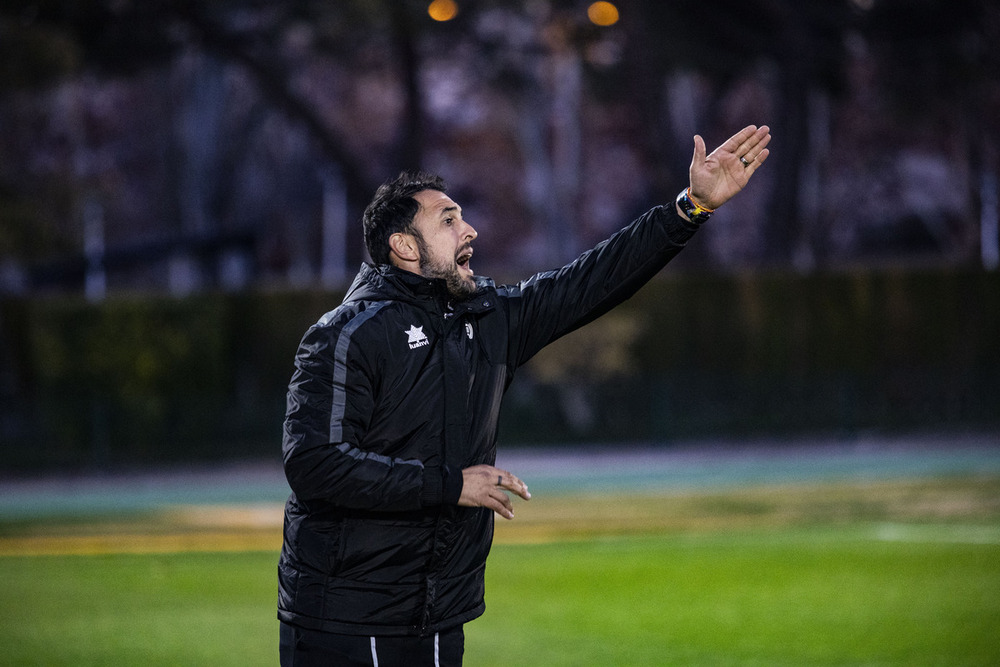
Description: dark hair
xmin=363 ymin=171 xmax=447 ymax=265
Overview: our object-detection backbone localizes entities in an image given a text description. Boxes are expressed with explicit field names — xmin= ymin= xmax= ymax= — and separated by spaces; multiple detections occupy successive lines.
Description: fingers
xmin=733 ymin=126 xmax=770 ymax=161
xmin=743 ymin=147 xmax=771 ymax=176
xmin=726 ymin=124 xmax=763 ymax=152
xmin=480 ymin=476 xmax=516 ymax=520
xmin=458 ymin=464 xmax=530 ymax=520
xmin=736 ymin=126 xmax=771 ymax=166
xmin=690 ymin=134 xmax=707 ymax=169
xmin=498 ymin=469 xmax=531 ymax=501
xmin=716 ymin=124 xmax=756 ymax=156
xmin=736 ymin=128 xmax=771 ymax=179
xmin=489 ymin=487 xmax=515 ymax=520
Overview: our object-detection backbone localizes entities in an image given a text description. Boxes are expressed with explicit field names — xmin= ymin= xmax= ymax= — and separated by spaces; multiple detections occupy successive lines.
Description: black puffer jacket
xmin=278 ymin=204 xmax=700 ymax=636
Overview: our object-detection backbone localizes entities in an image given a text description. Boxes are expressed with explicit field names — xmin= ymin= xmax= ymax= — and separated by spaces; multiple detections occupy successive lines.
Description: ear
xmin=388 ymin=231 xmax=420 ymax=264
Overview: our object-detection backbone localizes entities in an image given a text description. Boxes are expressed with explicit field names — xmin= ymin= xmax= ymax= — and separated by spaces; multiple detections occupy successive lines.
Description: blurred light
xmin=428 ymin=0 xmax=459 ymax=22
xmin=587 ymin=2 xmax=619 ymax=27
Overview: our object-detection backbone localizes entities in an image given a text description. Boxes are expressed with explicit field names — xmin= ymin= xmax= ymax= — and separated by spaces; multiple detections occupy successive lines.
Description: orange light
xmin=587 ymin=1 xmax=619 ymax=27
xmin=428 ymin=0 xmax=458 ymax=22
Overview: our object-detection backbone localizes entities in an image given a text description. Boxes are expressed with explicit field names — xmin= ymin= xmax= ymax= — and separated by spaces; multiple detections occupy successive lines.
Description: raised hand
xmin=688 ymin=124 xmax=771 ymax=211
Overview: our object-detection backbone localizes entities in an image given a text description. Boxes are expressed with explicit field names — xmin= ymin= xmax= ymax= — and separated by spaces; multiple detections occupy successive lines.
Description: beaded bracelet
xmin=675 ymin=187 xmax=715 ymax=224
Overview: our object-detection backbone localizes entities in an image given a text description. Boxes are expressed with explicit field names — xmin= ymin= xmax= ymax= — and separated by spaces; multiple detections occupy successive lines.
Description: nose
xmin=464 ymin=220 xmax=478 ymax=241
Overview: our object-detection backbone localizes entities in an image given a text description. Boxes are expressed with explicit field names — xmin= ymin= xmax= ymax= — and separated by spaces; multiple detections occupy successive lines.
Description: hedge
xmin=1 ymin=269 xmax=997 ymax=471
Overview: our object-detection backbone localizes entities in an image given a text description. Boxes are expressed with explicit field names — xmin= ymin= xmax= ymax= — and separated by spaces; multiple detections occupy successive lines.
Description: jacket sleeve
xmin=281 ymin=309 xmax=461 ymax=510
xmin=503 ymin=204 xmax=701 ymax=368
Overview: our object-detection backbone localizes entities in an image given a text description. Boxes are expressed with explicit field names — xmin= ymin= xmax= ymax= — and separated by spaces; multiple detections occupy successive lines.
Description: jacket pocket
xmin=290 ymin=516 xmax=345 ymax=575
xmin=337 ymin=517 xmax=436 ymax=584
xmin=437 ymin=508 xmax=492 ymax=578
xmin=429 ymin=562 xmax=487 ymax=627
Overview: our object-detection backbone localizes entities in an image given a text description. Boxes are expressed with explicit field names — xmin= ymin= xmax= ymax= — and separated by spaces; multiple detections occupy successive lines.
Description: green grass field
xmin=1 ymin=472 xmax=999 ymax=665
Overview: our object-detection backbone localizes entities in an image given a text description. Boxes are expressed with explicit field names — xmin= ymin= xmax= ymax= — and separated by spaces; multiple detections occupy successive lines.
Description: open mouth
xmin=456 ymin=248 xmax=473 ymax=274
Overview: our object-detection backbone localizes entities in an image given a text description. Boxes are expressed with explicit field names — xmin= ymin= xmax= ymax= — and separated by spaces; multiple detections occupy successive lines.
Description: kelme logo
xmin=405 ymin=325 xmax=430 ymax=350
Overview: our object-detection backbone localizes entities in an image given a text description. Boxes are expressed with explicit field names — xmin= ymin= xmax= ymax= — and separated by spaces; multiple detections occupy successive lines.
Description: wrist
xmin=442 ymin=464 xmax=463 ymax=505
xmin=675 ymin=187 xmax=714 ymax=224
xmin=420 ymin=466 xmax=444 ymax=506
xmin=421 ymin=465 xmax=464 ymax=506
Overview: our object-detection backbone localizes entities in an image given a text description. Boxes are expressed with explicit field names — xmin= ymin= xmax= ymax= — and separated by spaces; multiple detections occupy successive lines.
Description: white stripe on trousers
xmin=369 ymin=633 xmax=441 ymax=667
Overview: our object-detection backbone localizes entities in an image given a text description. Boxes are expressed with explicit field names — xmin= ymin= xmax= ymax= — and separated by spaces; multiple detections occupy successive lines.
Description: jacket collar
xmin=345 ymin=263 xmax=496 ymax=314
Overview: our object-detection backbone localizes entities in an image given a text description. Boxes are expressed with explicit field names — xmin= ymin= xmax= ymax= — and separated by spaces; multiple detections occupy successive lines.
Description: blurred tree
xmin=0 ymin=0 xmax=436 ymax=280
xmin=861 ymin=0 xmax=1000 ymax=266
xmin=2 ymin=0 xmax=999 ymax=292
xmin=622 ymin=0 xmax=853 ymax=266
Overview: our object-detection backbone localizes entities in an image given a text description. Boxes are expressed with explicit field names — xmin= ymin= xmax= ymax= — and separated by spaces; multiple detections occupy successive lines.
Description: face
xmin=410 ymin=189 xmax=479 ymax=298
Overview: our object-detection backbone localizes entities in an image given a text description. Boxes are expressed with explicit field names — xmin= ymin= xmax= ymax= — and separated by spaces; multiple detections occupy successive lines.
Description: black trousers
xmin=279 ymin=621 xmax=465 ymax=667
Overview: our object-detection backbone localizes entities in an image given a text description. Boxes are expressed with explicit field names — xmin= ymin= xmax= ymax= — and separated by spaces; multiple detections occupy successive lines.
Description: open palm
xmin=689 ymin=125 xmax=771 ymax=211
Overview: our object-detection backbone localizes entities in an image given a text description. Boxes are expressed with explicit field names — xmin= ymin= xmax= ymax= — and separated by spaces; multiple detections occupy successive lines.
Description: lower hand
xmin=458 ymin=464 xmax=531 ymax=520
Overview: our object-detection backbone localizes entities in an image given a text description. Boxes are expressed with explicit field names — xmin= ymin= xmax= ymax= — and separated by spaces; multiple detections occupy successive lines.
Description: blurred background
xmin=1 ymin=0 xmax=998 ymax=472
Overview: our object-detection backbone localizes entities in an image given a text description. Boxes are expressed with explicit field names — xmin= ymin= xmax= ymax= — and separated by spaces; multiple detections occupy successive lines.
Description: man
xmin=278 ymin=125 xmax=771 ymax=665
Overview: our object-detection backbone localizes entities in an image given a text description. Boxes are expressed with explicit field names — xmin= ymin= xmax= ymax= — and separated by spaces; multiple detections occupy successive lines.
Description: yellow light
xmin=428 ymin=0 xmax=459 ymax=22
xmin=587 ymin=1 xmax=619 ymax=27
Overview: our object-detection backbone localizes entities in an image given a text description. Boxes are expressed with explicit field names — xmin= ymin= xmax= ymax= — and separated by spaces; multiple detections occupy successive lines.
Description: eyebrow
xmin=439 ymin=205 xmax=460 ymax=217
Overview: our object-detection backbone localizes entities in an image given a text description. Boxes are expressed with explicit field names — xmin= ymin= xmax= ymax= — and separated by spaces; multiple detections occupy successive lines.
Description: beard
xmin=415 ymin=236 xmax=477 ymax=300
